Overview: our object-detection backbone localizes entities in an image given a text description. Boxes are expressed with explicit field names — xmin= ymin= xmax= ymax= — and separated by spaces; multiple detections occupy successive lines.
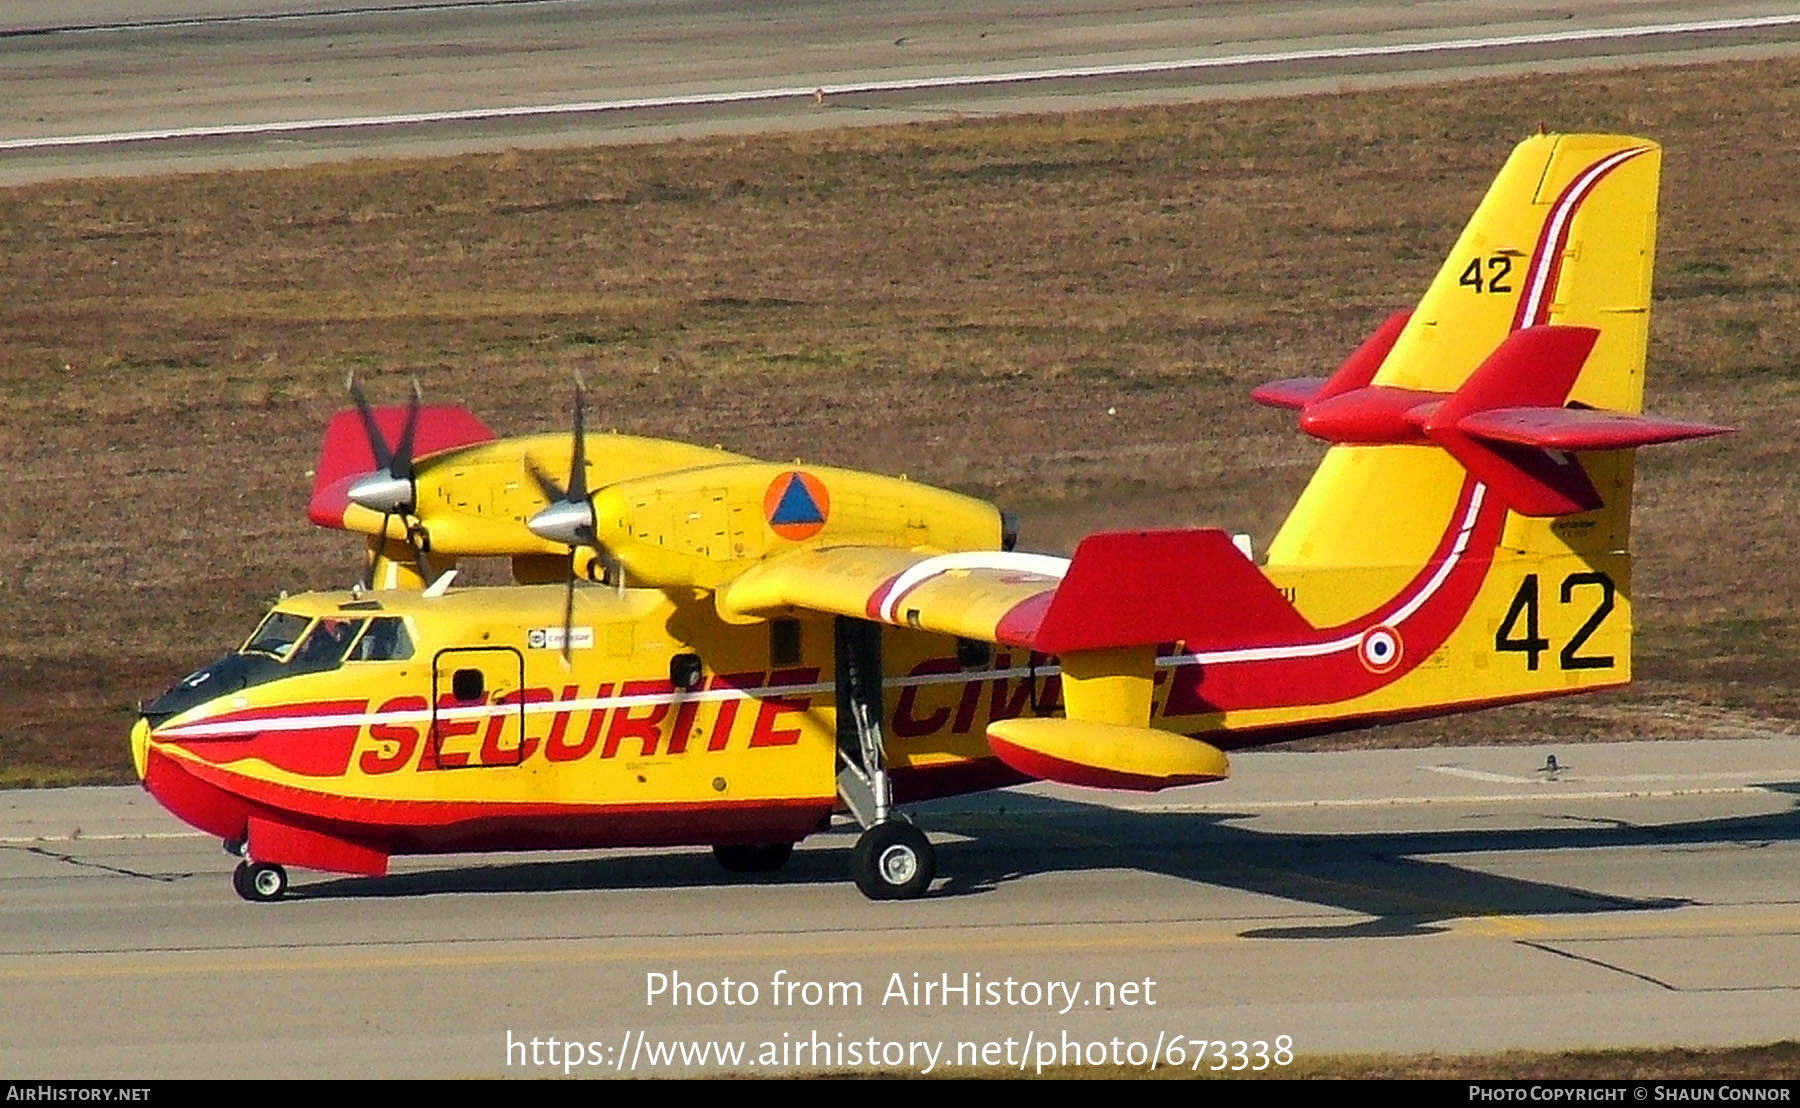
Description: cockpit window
xmin=288 ymin=617 xmax=365 ymax=672
xmin=349 ymin=617 xmax=414 ymax=662
xmin=242 ymin=611 xmax=312 ymax=660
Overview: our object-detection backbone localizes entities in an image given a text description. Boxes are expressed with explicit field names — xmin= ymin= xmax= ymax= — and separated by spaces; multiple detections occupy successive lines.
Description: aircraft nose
xmin=130 ymin=718 xmax=151 ymax=781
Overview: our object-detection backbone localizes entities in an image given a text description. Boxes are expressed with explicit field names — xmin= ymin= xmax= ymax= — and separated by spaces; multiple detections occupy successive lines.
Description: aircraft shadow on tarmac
xmin=293 ymin=783 xmax=1800 ymax=939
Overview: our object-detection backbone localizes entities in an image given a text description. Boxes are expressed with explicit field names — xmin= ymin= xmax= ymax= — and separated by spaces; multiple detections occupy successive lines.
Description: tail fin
xmin=1134 ymin=134 xmax=1731 ymax=742
xmin=1263 ymin=134 xmax=1668 ymax=577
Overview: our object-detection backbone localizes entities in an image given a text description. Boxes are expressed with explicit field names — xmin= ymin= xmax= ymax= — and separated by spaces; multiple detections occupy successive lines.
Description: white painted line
xmin=3 ymin=13 xmax=1798 ymax=152
xmin=0 ymin=832 xmax=204 ymax=843
xmin=1428 ymin=765 xmax=1537 ymax=784
xmin=1114 ymin=785 xmax=1789 ymax=812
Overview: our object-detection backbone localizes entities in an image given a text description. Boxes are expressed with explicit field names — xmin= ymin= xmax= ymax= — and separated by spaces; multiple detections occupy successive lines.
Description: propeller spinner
xmin=525 ymin=383 xmax=622 ymax=660
xmin=344 ymin=373 xmax=432 ymax=586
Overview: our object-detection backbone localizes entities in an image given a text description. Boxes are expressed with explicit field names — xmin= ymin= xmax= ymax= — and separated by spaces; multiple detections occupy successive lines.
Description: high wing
xmin=715 ymin=530 xmax=1328 ymax=793
xmin=716 ymin=530 xmax=1313 ymax=654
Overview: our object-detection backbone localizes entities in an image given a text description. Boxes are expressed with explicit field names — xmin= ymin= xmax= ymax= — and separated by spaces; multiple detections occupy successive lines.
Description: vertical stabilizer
xmin=1265 ymin=135 xmax=1660 ymax=613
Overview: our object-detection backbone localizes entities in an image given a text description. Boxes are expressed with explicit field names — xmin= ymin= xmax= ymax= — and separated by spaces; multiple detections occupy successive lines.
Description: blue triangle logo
xmin=770 ymin=475 xmax=825 ymax=525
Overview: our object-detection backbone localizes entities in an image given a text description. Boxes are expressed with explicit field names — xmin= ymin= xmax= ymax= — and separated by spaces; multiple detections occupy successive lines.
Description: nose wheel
xmin=232 ymin=861 xmax=289 ymax=902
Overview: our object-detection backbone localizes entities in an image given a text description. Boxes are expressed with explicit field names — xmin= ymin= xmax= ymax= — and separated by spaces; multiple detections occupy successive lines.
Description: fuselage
xmin=135 ymin=584 xmax=1054 ymax=859
xmin=134 ymin=466 xmax=1630 ymax=866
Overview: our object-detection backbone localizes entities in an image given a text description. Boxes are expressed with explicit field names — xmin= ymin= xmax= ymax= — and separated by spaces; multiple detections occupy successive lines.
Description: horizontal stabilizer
xmin=1455 ymin=407 xmax=1732 ymax=451
xmin=1261 ymin=315 xmax=1732 ymax=517
xmin=1019 ymin=529 xmax=1315 ymax=654
xmin=307 ymin=405 xmax=495 ymax=528
xmin=1249 ymin=377 xmax=1326 ymax=411
xmin=1252 ymin=309 xmax=1411 ymax=412
xmin=986 ymin=718 xmax=1229 ymax=792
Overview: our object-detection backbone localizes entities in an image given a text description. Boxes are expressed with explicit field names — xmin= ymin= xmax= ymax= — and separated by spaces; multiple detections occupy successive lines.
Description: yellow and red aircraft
xmin=132 ymin=133 xmax=1727 ymax=902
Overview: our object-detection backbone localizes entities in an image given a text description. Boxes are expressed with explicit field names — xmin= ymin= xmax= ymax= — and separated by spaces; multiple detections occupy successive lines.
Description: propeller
xmin=524 ymin=381 xmax=622 ymax=661
xmin=344 ymin=372 xmax=432 ymax=588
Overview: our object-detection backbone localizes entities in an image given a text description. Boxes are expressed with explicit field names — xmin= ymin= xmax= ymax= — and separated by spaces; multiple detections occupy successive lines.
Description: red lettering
xmin=603 ymin=679 xmax=671 ymax=759
xmin=480 ymin=687 xmax=551 ymax=766
xmin=749 ymin=695 xmax=809 ymax=747
xmin=666 ymin=698 xmax=701 ymax=755
xmin=952 ymin=672 xmax=985 ymax=734
xmin=767 ymin=667 xmax=820 ymax=688
xmin=533 ymin=684 xmax=580 ymax=761
xmin=893 ymin=658 xmax=958 ymax=738
xmin=705 ymin=671 xmax=762 ymax=752
xmin=359 ymin=696 xmax=425 ymax=774
xmin=425 ymin=700 xmax=480 ymax=769
xmin=543 ymin=683 xmax=608 ymax=762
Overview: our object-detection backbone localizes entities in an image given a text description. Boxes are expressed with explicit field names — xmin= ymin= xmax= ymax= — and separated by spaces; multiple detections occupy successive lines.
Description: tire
xmin=713 ymin=843 xmax=794 ymax=873
xmin=236 ymin=861 xmax=288 ymax=903
xmin=850 ymin=822 xmax=934 ymax=901
xmin=230 ymin=861 xmax=254 ymax=899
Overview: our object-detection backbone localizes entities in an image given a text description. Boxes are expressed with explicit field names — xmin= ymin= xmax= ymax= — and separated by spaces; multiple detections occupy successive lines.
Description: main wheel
xmin=713 ymin=843 xmax=794 ymax=873
xmin=234 ymin=861 xmax=288 ymax=903
xmin=850 ymin=821 xmax=934 ymax=901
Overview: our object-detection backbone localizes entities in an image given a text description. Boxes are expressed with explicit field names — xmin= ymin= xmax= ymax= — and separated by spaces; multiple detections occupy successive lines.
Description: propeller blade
xmin=567 ymin=379 xmax=588 ymax=501
xmin=523 ymin=455 xmax=567 ymax=505
xmin=389 ymin=378 xmax=423 ymax=479
xmin=561 ymin=564 xmax=576 ymax=666
xmin=344 ymin=373 xmax=419 ymax=514
xmin=363 ymin=510 xmax=393 ymax=591
xmin=404 ymin=520 xmax=432 ymax=584
xmin=346 ymin=371 xmax=393 ymax=472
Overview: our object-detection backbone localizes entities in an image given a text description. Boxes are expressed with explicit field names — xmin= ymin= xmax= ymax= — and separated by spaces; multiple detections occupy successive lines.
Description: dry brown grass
xmin=954 ymin=1040 xmax=1800 ymax=1080
xmin=4 ymin=57 xmax=1799 ymax=780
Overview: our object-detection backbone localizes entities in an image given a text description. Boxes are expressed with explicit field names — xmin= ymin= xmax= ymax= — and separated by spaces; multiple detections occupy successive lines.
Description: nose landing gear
xmin=231 ymin=860 xmax=289 ymax=902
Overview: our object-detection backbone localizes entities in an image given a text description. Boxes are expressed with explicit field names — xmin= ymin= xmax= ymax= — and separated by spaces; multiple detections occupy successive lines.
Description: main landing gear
xmin=836 ymin=619 xmax=937 ymax=901
xmin=226 ymin=837 xmax=288 ymax=902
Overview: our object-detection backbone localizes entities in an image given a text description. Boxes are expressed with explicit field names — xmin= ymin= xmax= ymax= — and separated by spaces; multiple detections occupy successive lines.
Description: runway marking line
xmin=2 ymin=13 xmax=1798 ymax=151
xmin=2 ymin=910 xmax=1792 ymax=982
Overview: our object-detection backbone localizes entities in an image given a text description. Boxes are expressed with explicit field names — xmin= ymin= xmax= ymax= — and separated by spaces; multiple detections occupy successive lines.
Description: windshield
xmin=242 ymin=611 xmax=311 ymax=660
xmin=147 ymin=608 xmax=398 ymax=726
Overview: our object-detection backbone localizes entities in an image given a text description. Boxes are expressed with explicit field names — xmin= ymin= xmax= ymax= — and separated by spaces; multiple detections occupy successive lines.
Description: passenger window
xmin=350 ymin=617 xmax=414 ymax=662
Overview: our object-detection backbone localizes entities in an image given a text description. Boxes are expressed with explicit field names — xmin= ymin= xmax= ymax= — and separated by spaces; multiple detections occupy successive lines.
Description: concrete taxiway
xmin=4 ymin=1 xmax=1800 ymax=182
xmin=2 ymin=739 xmax=1796 ymax=1077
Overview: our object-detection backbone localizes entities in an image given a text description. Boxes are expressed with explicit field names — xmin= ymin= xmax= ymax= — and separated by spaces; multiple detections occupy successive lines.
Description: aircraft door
xmin=431 ymin=646 xmax=527 ymax=769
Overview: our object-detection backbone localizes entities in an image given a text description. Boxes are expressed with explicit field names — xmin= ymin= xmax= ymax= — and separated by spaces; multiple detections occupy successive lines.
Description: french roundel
xmin=764 ymin=471 xmax=831 ymax=541
xmin=1358 ymin=625 xmax=1403 ymax=674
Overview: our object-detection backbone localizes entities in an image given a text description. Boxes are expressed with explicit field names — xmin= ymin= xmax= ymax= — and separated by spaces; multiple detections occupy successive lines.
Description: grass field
xmin=991 ymin=1039 xmax=1800 ymax=1079
xmin=2 ymin=56 xmax=1799 ymax=782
